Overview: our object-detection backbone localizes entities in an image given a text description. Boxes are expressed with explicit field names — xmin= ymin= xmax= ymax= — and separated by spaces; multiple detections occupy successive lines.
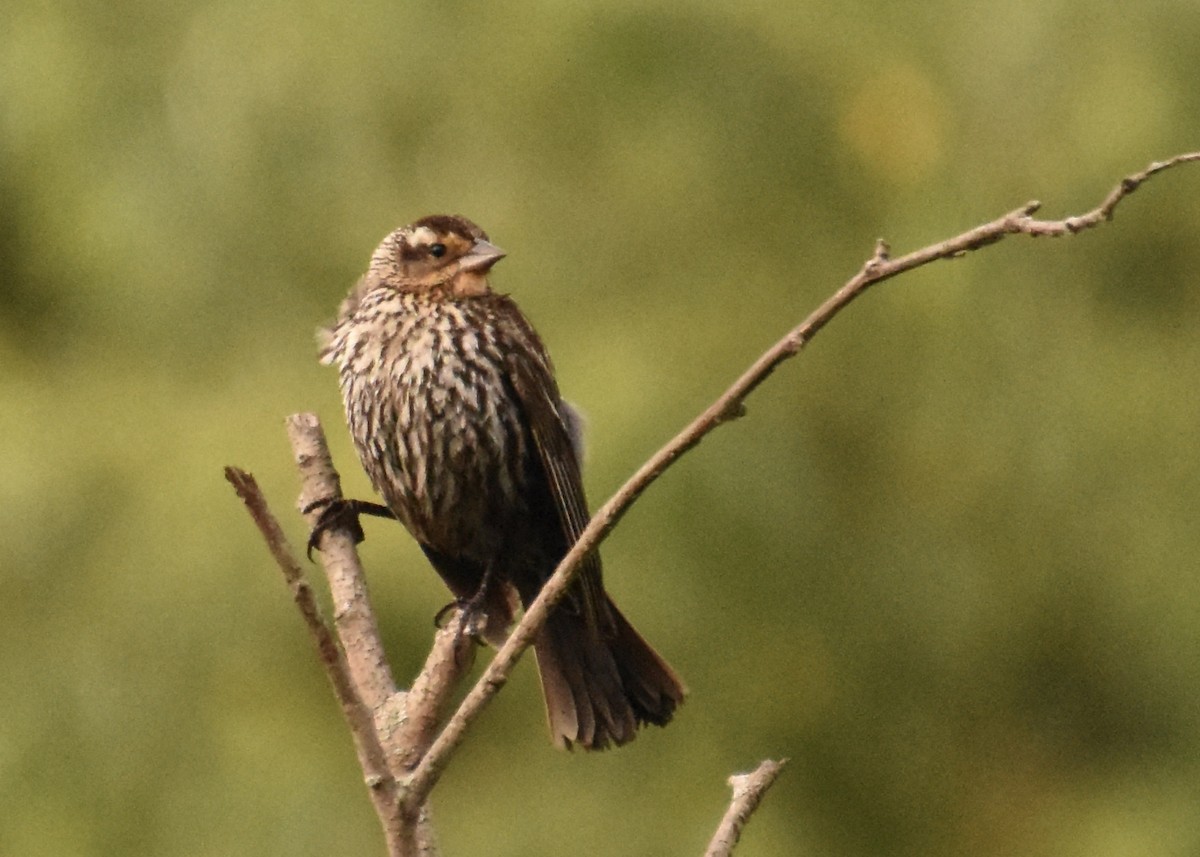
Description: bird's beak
xmin=459 ymin=238 xmax=506 ymax=273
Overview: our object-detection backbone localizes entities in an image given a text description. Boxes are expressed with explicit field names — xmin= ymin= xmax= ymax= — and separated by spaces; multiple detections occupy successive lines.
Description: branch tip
xmin=705 ymin=759 xmax=788 ymax=857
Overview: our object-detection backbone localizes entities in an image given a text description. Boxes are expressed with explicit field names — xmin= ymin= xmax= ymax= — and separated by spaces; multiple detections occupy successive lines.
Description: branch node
xmin=859 ymin=238 xmax=892 ymax=278
xmin=719 ymin=401 xmax=749 ymax=423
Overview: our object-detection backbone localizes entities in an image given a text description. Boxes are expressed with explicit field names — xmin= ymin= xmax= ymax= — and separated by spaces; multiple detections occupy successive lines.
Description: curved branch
xmin=401 ymin=151 xmax=1200 ymax=805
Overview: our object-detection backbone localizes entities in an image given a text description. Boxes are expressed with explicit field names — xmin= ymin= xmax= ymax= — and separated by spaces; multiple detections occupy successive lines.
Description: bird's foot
xmin=434 ymin=565 xmax=497 ymax=648
xmin=433 ymin=599 xmax=490 ymax=642
xmin=303 ymin=498 xmax=395 ymax=559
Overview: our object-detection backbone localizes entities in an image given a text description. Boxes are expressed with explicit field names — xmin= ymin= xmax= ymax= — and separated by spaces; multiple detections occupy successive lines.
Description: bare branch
xmin=704 ymin=759 xmax=788 ymax=857
xmin=391 ymin=617 xmax=477 ymax=771
xmin=284 ymin=415 xmax=478 ymax=854
xmin=287 ymin=415 xmax=481 ymax=856
xmin=402 ymin=152 xmax=1200 ymax=805
xmin=287 ymin=413 xmax=398 ymax=710
xmin=224 ymin=466 xmax=406 ymax=853
xmin=286 ymin=415 xmax=476 ymax=765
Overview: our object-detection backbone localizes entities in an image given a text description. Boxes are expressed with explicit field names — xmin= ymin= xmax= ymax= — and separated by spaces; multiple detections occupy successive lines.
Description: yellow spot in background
xmin=838 ymin=63 xmax=948 ymax=184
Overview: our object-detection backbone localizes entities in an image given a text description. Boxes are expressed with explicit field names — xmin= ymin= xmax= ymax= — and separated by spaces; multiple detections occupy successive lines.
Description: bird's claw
xmin=433 ymin=599 xmax=470 ymax=629
xmin=304 ymin=498 xmax=395 ymax=560
xmin=305 ymin=498 xmax=365 ymax=560
xmin=433 ymin=599 xmax=491 ymax=650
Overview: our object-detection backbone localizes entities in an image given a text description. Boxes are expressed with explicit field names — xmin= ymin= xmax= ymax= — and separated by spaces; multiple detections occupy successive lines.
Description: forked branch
xmin=224 ymin=466 xmax=407 ymax=850
xmin=229 ymin=152 xmax=1200 ymax=855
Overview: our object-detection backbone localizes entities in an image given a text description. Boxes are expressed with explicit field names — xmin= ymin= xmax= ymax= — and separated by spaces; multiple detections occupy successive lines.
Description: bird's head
xmin=370 ymin=214 xmax=506 ymax=298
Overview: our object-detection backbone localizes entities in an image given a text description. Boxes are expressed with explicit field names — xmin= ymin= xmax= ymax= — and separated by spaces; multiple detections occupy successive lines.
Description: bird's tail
xmin=533 ymin=597 xmax=685 ymax=750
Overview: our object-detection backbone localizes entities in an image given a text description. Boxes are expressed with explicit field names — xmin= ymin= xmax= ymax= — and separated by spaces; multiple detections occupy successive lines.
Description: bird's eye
xmin=429 ymin=243 xmax=447 ymax=258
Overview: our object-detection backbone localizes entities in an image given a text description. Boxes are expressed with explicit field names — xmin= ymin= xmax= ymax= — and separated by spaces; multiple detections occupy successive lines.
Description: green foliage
xmin=4 ymin=1 xmax=1200 ymax=855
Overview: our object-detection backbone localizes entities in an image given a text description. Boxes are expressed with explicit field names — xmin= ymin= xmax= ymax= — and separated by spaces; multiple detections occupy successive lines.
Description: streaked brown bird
xmin=317 ymin=214 xmax=685 ymax=749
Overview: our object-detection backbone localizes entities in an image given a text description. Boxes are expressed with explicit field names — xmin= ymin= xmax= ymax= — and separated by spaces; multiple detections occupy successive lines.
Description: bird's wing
xmin=495 ymin=296 xmax=610 ymax=628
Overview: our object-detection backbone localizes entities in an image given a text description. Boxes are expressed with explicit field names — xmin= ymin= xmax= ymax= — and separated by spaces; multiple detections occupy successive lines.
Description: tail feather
xmin=421 ymin=545 xmax=684 ymax=748
xmin=534 ymin=596 xmax=684 ymax=750
xmin=608 ymin=603 xmax=685 ymax=727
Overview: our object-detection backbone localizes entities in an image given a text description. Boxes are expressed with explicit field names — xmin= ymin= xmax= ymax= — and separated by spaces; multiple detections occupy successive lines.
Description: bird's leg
xmin=434 ymin=563 xmax=497 ymax=646
xmin=304 ymin=498 xmax=396 ymax=559
xmin=464 ymin=562 xmax=496 ymax=634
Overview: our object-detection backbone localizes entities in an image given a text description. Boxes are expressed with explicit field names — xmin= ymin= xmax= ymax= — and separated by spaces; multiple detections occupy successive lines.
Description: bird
xmin=315 ymin=214 xmax=685 ymax=750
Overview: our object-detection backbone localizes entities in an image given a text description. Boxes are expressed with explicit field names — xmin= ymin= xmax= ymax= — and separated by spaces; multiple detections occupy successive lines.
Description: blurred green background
xmin=4 ymin=1 xmax=1200 ymax=855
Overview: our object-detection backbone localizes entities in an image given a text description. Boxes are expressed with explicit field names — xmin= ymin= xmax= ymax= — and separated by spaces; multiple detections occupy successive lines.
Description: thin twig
xmin=401 ymin=151 xmax=1200 ymax=806
xmin=704 ymin=759 xmax=788 ymax=857
xmin=224 ymin=467 xmax=407 ymax=853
